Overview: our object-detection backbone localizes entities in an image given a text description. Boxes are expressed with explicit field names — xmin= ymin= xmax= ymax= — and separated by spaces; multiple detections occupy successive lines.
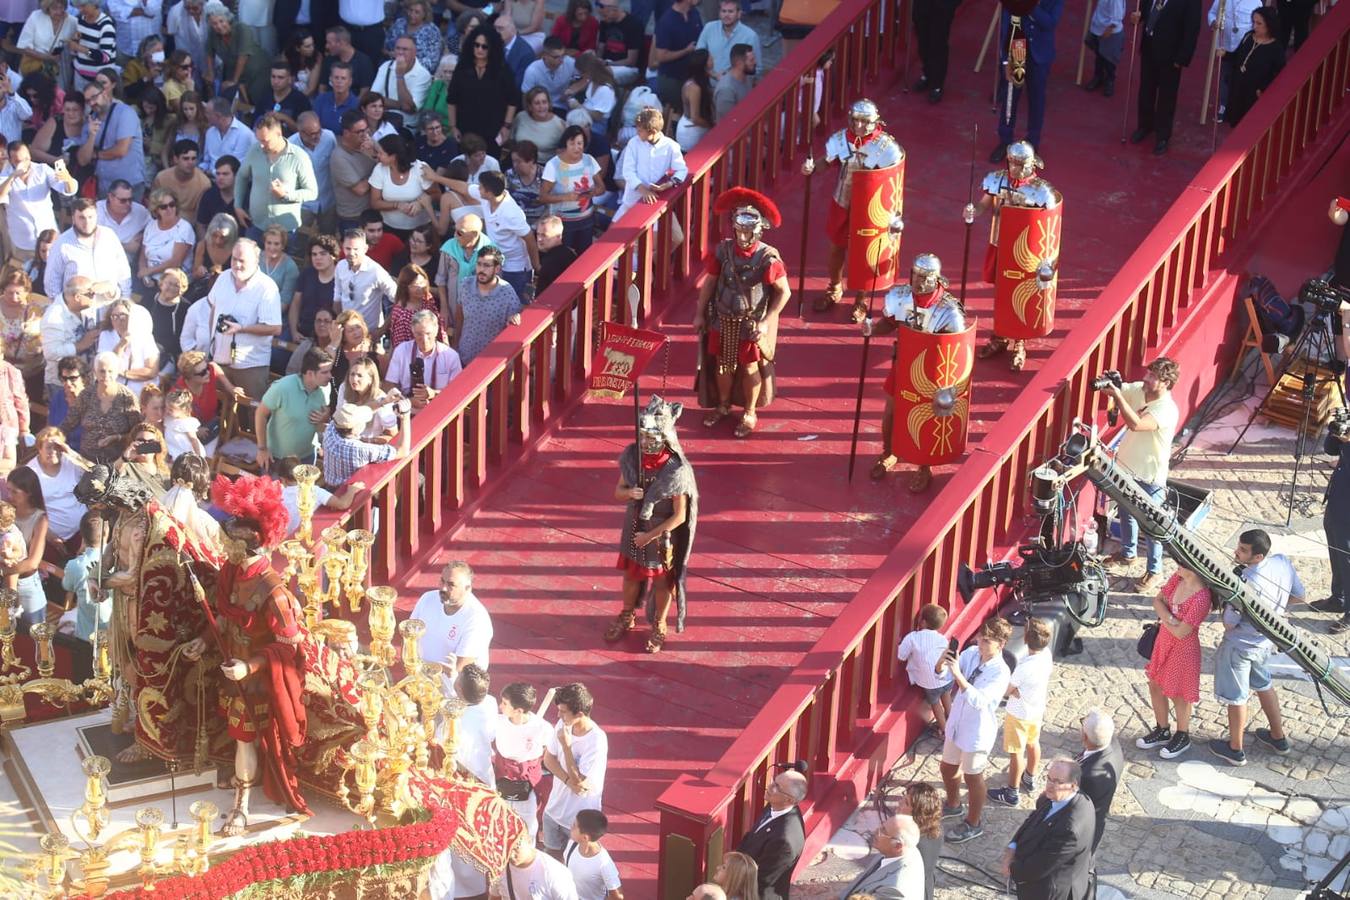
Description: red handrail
xmin=651 ymin=4 xmax=1350 ymax=899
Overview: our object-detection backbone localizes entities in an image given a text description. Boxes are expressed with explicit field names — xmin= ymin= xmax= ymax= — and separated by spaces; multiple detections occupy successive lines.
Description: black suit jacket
xmin=1138 ymin=0 xmax=1202 ymax=67
xmin=737 ymin=806 xmax=805 ymax=900
xmin=1079 ymin=742 xmax=1124 ymax=854
xmin=1008 ymin=793 xmax=1096 ymax=900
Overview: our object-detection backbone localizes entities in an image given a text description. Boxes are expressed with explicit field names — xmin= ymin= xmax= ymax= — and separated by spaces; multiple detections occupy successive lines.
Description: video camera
xmin=1300 ymin=278 xmax=1350 ymax=317
xmin=957 ymin=539 xmax=1109 ymax=631
xmin=215 ymin=313 xmax=239 ymax=334
xmin=1328 ymin=407 xmax=1350 ymax=455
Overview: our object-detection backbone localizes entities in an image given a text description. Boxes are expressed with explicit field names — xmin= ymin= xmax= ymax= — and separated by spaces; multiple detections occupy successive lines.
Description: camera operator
xmin=1101 ymin=357 xmax=1181 ymax=593
xmin=382 ymin=309 xmax=463 ymax=412
xmin=206 ymin=237 xmax=282 ymax=402
xmin=1322 ymin=410 xmax=1350 ymax=631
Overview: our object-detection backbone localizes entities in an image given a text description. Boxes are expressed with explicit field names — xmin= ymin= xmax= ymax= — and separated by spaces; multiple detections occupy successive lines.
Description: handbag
xmin=496 ymin=776 xmax=532 ymax=801
xmin=1137 ymin=621 xmax=1160 ymax=660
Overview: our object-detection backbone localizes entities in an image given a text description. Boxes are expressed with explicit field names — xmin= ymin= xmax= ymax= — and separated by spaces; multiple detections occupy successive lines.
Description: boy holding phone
xmin=939 ymin=616 xmax=1013 ymax=844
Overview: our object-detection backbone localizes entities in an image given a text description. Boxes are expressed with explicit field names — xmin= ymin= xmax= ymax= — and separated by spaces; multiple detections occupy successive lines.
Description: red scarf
xmin=1009 ymin=173 xmax=1035 ymax=188
xmin=913 ymin=287 xmax=941 ymax=309
xmin=641 ymin=448 xmax=671 ymax=471
xmin=848 ymin=129 xmax=880 ymax=151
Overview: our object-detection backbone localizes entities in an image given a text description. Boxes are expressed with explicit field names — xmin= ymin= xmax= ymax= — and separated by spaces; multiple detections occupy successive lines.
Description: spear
xmin=959 ymin=123 xmax=979 ymax=308
xmin=1120 ymin=18 xmax=1140 ymax=143
xmin=847 ymin=263 xmax=884 ymax=482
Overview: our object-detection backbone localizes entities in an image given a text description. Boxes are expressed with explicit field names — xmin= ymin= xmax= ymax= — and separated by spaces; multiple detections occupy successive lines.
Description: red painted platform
xmin=385 ymin=7 xmax=1259 ymax=891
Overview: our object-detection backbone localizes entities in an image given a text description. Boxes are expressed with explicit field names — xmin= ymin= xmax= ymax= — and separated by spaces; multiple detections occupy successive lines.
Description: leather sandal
xmin=907 ymin=466 xmax=933 ymax=493
xmin=645 ymin=625 xmax=667 ymax=654
xmin=220 ymin=777 xmax=254 ymax=837
xmin=703 ymin=405 xmax=731 ymax=428
xmin=734 ymin=411 xmax=758 ymax=438
xmin=813 ymin=282 xmax=843 ymax=312
xmin=603 ymin=608 xmax=637 ymax=643
xmin=1009 ymin=341 xmax=1027 ymax=371
xmin=850 ymin=296 xmax=869 ymax=324
xmin=870 ymin=455 xmax=897 ymax=481
xmin=978 ymin=337 xmax=1008 ymax=359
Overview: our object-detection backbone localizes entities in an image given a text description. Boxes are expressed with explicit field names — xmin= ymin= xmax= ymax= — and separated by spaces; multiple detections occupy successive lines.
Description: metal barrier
xmin=650 ymin=5 xmax=1350 ymax=899
xmin=317 ymin=0 xmax=907 ymax=580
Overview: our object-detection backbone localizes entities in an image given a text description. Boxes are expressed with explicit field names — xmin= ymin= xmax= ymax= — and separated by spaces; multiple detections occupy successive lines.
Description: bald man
xmin=737 ymin=769 xmax=807 ymax=900
xmin=837 ymin=814 xmax=923 ymax=899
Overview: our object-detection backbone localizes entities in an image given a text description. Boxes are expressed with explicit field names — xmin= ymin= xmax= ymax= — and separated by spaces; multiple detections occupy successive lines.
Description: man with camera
xmin=207 ymin=237 xmax=282 ymax=402
xmin=1101 ymin=357 xmax=1181 ymax=593
xmin=383 ymin=309 xmax=463 ymax=413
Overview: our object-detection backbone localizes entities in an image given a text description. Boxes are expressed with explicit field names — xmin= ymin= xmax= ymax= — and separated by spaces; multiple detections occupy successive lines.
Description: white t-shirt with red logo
xmin=496 ymin=712 xmax=554 ymax=763
xmin=410 ymin=590 xmax=494 ymax=679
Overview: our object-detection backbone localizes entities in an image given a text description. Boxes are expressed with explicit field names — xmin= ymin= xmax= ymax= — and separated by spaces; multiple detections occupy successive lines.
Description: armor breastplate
xmin=982 ymin=171 xmax=1060 ymax=244
xmin=884 ymin=285 xmax=966 ymax=333
xmin=826 ymin=129 xmax=905 ymax=206
xmin=713 ymin=241 xmax=775 ymax=322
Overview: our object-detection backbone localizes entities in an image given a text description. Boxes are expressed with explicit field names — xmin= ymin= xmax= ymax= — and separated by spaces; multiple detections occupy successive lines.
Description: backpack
xmin=1244 ymin=274 xmax=1304 ymax=339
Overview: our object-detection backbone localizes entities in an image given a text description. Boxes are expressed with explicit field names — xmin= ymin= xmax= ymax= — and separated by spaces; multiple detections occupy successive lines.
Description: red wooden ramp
xmin=376 ymin=0 xmax=1236 ymax=891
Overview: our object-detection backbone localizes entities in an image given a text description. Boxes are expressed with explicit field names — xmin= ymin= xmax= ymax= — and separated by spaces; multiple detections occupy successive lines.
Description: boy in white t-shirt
xmin=898 ymin=603 xmax=955 ymax=735
xmin=494 ymin=682 xmax=556 ymax=840
xmin=542 ymin=682 xmax=608 ymax=855
xmin=493 ymin=840 xmax=579 ymax=900
xmin=564 ymin=809 xmax=623 ymax=900
xmin=990 ymin=617 xmax=1055 ymax=807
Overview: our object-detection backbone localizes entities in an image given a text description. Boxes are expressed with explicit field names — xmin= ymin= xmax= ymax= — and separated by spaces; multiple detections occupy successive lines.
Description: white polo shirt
xmin=372 ymin=59 xmax=432 ymax=126
xmin=410 ymin=589 xmax=494 ymax=684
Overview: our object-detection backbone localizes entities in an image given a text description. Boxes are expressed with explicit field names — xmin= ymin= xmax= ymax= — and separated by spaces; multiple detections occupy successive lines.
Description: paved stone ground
xmin=794 ymin=386 xmax=1350 ymax=900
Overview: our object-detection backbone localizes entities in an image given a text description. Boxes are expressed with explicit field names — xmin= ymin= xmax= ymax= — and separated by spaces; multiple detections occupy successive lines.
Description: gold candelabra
xmin=0 ymin=587 xmax=29 ymax=681
xmin=367 ymin=586 xmax=398 ymax=667
xmin=0 ymin=624 xmax=115 ymax=725
xmin=343 ymin=530 xmax=376 ymax=613
xmin=293 ymin=463 xmax=322 ymax=544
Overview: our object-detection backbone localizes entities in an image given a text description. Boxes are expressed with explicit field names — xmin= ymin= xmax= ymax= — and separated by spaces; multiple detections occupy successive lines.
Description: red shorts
xmin=707 ymin=330 xmax=764 ymax=366
xmin=616 ymin=553 xmax=675 ymax=586
xmin=826 ymin=200 xmax=850 ymax=248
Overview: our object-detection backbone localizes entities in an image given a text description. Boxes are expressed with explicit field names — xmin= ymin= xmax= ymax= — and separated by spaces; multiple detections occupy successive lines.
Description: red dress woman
xmin=1138 ymin=563 xmax=1212 ymax=759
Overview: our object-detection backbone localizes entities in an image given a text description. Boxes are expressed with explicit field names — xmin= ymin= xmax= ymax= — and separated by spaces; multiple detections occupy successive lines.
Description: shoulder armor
xmin=883 ymin=285 xmax=913 ymax=320
xmin=1019 ymin=180 xmax=1061 ymax=209
xmin=824 ymin=130 xmax=851 ymax=163
xmin=935 ymin=293 xmax=968 ymax=333
xmin=981 ymin=171 xmax=1006 ymax=197
xmin=861 ymin=132 xmax=904 ymax=168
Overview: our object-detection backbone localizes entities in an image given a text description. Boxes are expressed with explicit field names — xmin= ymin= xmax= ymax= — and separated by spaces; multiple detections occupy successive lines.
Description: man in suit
xmin=992 ymin=0 xmax=1066 ymax=162
xmin=1129 ymin=0 xmax=1202 ymax=155
xmin=1000 ymin=758 xmax=1096 ymax=900
xmin=837 ymin=814 xmax=924 ymax=899
xmin=1078 ymin=709 xmax=1123 ymax=854
xmin=737 ymin=770 xmax=807 ymax=900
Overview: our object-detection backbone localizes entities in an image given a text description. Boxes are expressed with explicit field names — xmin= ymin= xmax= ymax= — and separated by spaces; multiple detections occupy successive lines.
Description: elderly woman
xmin=140 ymin=189 xmax=196 ymax=293
xmin=204 ymin=1 xmax=269 ymax=107
xmin=192 ymin=211 xmax=239 ymax=278
xmin=0 ymin=268 xmax=44 ymax=394
xmin=386 ymin=0 xmax=444 ymax=74
xmin=123 ymin=35 xmax=167 ymax=106
xmin=512 ymin=87 xmax=566 ymax=162
xmin=1226 ymin=7 xmax=1286 ymax=127
xmin=61 ymin=351 xmax=143 ymax=464
xmin=1137 ymin=559 xmax=1214 ymax=760
xmin=114 ymin=423 xmax=171 ymax=499
xmin=69 ymin=1 xmax=117 ymax=90
xmin=16 ymin=0 xmax=76 ymax=80
xmin=96 ymin=299 xmax=160 ymax=400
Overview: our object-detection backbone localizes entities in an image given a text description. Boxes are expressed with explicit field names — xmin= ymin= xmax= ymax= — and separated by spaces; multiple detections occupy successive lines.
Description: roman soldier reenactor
xmin=966 ymin=140 xmax=1062 ymax=371
xmin=866 ymin=253 xmax=975 ymax=491
xmin=803 ymin=98 xmax=905 ymax=323
xmin=606 ymin=396 xmax=699 ymax=655
xmin=694 ymin=187 xmax=791 ymax=439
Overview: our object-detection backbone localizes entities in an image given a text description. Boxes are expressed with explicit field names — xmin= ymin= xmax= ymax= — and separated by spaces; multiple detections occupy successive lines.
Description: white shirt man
xmin=945 ymin=644 xmax=1012 ymax=755
xmin=466 ymin=180 xmax=534 ymax=276
xmin=108 ymin=0 xmax=164 ymax=58
xmin=166 ymin=0 xmax=210 ymax=73
xmin=616 ymin=118 xmax=688 ymax=222
xmin=96 ymin=192 xmax=152 ymax=254
xmin=201 ymin=104 xmax=254 ymax=172
xmin=46 ymin=202 xmax=133 ymax=299
xmin=372 ymin=37 xmax=431 ymax=127
xmin=410 ymin=562 xmax=493 ymax=692
xmin=288 ymin=114 xmax=336 ymax=218
xmin=334 ymin=231 xmax=397 ymax=334
xmin=543 ymin=698 xmax=608 ymax=847
xmin=0 ymin=151 xmax=77 ymax=252
xmin=383 ymin=311 xmax=463 ymax=408
xmin=0 ymin=81 xmax=32 ymax=144
xmin=207 ymin=239 xmax=283 ymax=399
xmin=39 ymin=278 xmax=99 ymax=388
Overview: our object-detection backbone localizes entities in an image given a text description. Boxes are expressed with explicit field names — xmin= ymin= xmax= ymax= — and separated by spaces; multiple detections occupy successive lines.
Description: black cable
xmin=935 ymin=854 xmax=1011 ymax=892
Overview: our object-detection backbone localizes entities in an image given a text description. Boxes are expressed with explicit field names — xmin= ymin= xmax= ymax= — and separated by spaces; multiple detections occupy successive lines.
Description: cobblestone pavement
xmin=795 ymin=397 xmax=1350 ymax=900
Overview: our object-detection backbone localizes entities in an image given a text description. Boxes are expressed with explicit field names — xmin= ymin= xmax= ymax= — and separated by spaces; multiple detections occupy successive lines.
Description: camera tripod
xmin=1228 ymin=309 xmax=1349 ymax=525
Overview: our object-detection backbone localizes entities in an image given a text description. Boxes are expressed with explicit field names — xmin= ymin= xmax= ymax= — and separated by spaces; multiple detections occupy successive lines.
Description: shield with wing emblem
xmin=890 ymin=322 xmax=976 ymax=466
xmin=993 ymin=198 xmax=1063 ymax=339
xmin=845 ymin=162 xmax=904 ymax=293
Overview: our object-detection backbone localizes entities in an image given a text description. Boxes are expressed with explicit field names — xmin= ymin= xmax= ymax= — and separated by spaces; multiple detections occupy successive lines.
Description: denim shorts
xmin=922 ymin=681 xmax=955 ymax=705
xmin=1214 ymin=638 xmax=1273 ymax=705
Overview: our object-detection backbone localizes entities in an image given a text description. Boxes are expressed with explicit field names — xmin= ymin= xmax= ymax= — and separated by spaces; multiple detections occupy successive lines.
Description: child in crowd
xmin=494 ymin=682 xmax=557 ymax=841
xmin=140 ymin=384 xmax=166 ymax=431
xmin=565 ymin=809 xmax=624 ymax=900
xmin=898 ymin=603 xmax=954 ymax=735
xmin=1084 ymin=0 xmax=1126 ymax=97
xmin=163 ymin=389 xmax=206 ymax=460
xmin=939 ymin=616 xmax=1013 ymax=845
xmin=990 ymin=617 xmax=1055 ymax=807
xmin=62 ymin=511 xmax=109 ymax=643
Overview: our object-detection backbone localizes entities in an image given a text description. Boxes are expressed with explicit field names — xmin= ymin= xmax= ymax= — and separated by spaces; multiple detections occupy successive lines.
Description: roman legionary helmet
xmin=1005 ymin=141 xmax=1042 ymax=181
xmin=848 ymin=98 xmax=882 ymax=134
xmin=211 ymin=473 xmax=290 ymax=556
xmin=637 ymin=394 xmax=686 ymax=458
xmin=714 ymin=187 xmax=782 ymax=249
xmin=911 ymin=253 xmax=947 ymax=295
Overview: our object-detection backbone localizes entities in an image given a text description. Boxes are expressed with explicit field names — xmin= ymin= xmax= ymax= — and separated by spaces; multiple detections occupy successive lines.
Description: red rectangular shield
xmin=587 ymin=323 xmax=667 ymax=399
xmin=890 ymin=322 xmax=976 ymax=466
xmin=993 ymin=200 xmax=1063 ymax=339
xmin=845 ymin=162 xmax=904 ymax=293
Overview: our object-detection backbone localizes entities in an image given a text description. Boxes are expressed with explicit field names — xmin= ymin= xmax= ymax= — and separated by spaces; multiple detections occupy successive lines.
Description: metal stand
xmin=1226 ymin=311 xmax=1349 ymax=524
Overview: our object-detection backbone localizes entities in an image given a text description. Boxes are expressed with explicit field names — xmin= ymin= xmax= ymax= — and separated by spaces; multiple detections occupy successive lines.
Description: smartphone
xmin=947 ymin=637 xmax=960 ymax=655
